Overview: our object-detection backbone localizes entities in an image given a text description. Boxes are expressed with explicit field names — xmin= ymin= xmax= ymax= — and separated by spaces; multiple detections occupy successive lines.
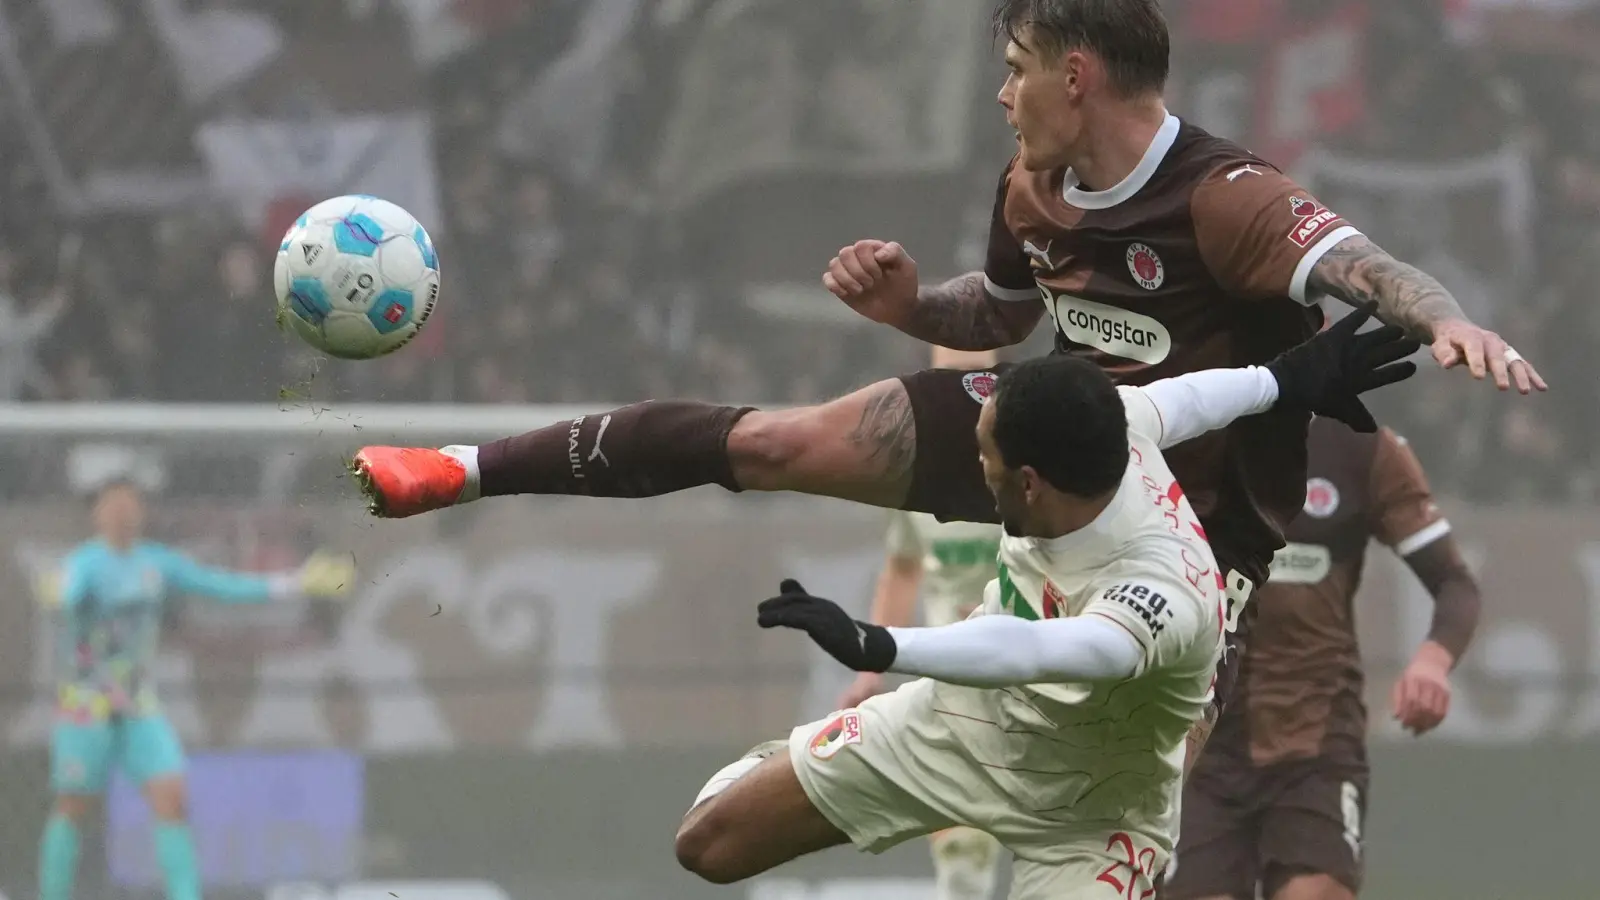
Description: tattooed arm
xmin=824 ymin=241 xmax=1044 ymax=351
xmin=1305 ymin=235 xmax=1464 ymax=341
xmin=1306 ymin=235 xmax=1547 ymax=393
xmin=899 ymin=272 xmax=1045 ymax=351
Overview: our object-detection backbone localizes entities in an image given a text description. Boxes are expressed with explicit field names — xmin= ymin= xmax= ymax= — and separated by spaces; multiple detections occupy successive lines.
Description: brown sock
xmin=477 ymin=401 xmax=755 ymax=498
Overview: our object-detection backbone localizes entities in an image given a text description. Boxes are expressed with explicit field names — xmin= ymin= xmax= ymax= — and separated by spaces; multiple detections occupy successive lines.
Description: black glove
xmin=757 ymin=579 xmax=898 ymax=673
xmin=1266 ymin=302 xmax=1421 ymax=432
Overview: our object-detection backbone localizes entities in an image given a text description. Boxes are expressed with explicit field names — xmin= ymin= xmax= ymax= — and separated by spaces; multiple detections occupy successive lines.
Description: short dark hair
xmin=992 ymin=0 xmax=1170 ymax=96
xmin=991 ymin=355 xmax=1128 ymax=498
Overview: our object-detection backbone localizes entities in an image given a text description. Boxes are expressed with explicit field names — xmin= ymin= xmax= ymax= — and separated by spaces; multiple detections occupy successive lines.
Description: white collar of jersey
xmin=1061 ymin=113 xmax=1180 ymax=210
xmin=1012 ymin=473 xmax=1138 ymax=559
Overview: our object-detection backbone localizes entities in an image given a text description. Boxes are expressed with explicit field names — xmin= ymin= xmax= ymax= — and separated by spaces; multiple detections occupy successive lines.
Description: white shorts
xmin=786 ymin=679 xmax=1167 ymax=898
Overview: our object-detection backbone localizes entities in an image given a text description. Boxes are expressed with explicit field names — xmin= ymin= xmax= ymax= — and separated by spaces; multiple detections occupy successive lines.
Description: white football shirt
xmin=928 ymin=385 xmax=1225 ymax=856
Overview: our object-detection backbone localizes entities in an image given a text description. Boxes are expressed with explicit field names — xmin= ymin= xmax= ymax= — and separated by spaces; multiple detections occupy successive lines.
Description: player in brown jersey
xmin=347 ymin=0 xmax=1537 ymax=717
xmin=1162 ymin=415 xmax=1480 ymax=900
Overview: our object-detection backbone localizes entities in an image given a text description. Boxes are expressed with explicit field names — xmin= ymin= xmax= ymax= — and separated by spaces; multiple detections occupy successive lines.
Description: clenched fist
xmin=1392 ymin=641 xmax=1454 ymax=736
xmin=823 ymin=240 xmax=920 ymax=326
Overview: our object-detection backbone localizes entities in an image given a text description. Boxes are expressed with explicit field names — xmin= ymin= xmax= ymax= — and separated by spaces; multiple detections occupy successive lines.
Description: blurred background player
xmin=1163 ymin=416 xmax=1481 ymax=900
xmin=39 ymin=480 xmax=352 ymax=900
xmin=836 ymin=345 xmax=1007 ymax=900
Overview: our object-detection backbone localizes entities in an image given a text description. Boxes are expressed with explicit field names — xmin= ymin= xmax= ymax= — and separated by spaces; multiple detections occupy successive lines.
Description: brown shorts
xmin=898 ymin=364 xmax=1014 ymax=527
xmin=1163 ymin=754 xmax=1370 ymax=899
xmin=898 ymin=364 xmax=1257 ymax=715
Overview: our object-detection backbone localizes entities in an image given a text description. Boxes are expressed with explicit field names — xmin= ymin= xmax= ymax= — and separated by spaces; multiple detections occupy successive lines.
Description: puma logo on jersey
xmin=568 ymin=413 xmax=614 ymax=477
xmin=1225 ymin=165 xmax=1262 ymax=182
xmin=588 ymin=414 xmax=612 ymax=468
xmin=1022 ymin=239 xmax=1056 ymax=270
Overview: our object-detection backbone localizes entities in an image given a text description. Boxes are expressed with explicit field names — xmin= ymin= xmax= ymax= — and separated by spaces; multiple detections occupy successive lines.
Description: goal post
xmin=0 ymin=402 xmax=688 ymax=507
xmin=0 ymin=402 xmax=597 ymax=438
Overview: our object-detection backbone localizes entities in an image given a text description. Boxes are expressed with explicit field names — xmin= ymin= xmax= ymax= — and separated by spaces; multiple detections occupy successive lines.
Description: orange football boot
xmin=349 ymin=446 xmax=471 ymax=518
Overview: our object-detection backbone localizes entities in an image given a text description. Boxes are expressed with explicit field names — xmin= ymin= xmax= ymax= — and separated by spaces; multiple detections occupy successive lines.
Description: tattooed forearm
xmin=1306 ymin=235 xmax=1465 ymax=341
xmin=898 ymin=272 xmax=1044 ymax=350
xmin=847 ymin=380 xmax=917 ymax=482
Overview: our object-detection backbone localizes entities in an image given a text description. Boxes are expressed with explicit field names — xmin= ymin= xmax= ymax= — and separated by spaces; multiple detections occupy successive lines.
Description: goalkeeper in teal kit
xmin=38 ymin=480 xmax=352 ymax=900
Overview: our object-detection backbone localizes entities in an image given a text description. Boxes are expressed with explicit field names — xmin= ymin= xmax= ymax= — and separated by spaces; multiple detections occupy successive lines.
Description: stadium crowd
xmin=0 ymin=0 xmax=1594 ymax=502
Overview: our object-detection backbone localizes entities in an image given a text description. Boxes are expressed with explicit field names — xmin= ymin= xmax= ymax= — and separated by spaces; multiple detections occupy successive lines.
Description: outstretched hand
xmin=1267 ymin=303 xmax=1421 ymax=432
xmin=1430 ymin=318 xmax=1547 ymax=394
xmin=759 ymin=579 xmax=897 ymax=673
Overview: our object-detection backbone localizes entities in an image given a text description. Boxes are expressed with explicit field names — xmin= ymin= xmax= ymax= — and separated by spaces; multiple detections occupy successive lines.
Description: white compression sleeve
xmin=1139 ymin=366 xmax=1280 ymax=450
xmin=884 ymin=615 xmax=1143 ymax=687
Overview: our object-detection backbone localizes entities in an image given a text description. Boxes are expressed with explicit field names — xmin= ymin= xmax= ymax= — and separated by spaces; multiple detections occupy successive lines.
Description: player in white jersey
xmin=838 ymin=342 xmax=1009 ymax=900
xmin=675 ymin=307 xmax=1419 ymax=897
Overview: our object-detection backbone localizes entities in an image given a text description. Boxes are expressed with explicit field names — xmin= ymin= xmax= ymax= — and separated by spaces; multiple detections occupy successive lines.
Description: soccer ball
xmin=273 ymin=195 xmax=440 ymax=360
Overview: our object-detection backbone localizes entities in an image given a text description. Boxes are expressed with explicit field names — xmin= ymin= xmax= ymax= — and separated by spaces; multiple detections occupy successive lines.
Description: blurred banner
xmin=653 ymin=0 xmax=991 ymax=208
xmin=109 ymin=750 xmax=364 ymax=890
xmin=1 ymin=497 xmax=1597 ymax=753
xmin=1297 ymin=145 xmax=1534 ymax=331
xmin=197 ymin=114 xmax=443 ymax=240
xmin=0 ymin=743 xmax=1589 ymax=900
xmin=1169 ymin=0 xmax=1371 ymax=160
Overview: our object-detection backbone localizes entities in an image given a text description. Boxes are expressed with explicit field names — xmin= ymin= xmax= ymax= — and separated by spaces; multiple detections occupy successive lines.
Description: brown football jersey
xmin=1211 ymin=417 xmax=1450 ymax=765
xmin=983 ymin=115 xmax=1360 ymax=585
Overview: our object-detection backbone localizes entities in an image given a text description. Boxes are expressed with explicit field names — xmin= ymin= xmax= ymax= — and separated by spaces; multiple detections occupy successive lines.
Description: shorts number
xmin=1096 ymin=832 xmax=1158 ymax=900
xmin=1341 ymin=780 xmax=1363 ymax=860
xmin=1221 ymin=569 xmax=1251 ymax=635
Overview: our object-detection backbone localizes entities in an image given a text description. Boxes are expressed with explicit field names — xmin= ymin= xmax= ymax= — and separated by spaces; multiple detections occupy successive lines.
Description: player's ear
xmin=1018 ymin=465 xmax=1043 ymax=502
xmin=1057 ymin=49 xmax=1088 ymax=93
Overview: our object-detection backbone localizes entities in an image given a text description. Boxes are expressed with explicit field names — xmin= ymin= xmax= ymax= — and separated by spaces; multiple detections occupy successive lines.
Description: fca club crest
xmin=809 ymin=710 xmax=863 ymax=759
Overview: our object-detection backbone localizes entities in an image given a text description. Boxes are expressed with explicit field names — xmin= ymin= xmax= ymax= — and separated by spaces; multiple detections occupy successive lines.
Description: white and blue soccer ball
xmin=273 ymin=195 xmax=440 ymax=360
